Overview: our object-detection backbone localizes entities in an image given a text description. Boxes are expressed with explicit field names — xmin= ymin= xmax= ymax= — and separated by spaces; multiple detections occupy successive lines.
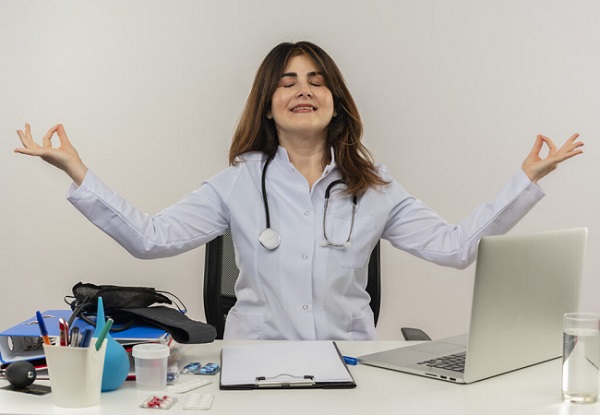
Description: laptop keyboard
xmin=417 ymin=352 xmax=467 ymax=373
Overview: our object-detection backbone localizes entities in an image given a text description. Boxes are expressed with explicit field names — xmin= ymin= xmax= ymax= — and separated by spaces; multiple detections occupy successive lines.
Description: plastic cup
xmin=43 ymin=340 xmax=107 ymax=408
xmin=132 ymin=343 xmax=170 ymax=390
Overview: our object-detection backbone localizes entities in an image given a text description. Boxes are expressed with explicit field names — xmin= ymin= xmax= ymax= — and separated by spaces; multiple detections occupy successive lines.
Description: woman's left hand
xmin=522 ymin=133 xmax=584 ymax=184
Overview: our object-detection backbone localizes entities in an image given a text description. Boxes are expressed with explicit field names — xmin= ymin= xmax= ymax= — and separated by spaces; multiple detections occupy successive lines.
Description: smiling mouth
xmin=291 ymin=105 xmax=316 ymax=112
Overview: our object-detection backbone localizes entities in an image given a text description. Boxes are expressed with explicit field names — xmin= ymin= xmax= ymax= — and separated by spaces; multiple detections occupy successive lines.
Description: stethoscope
xmin=258 ymin=156 xmax=357 ymax=250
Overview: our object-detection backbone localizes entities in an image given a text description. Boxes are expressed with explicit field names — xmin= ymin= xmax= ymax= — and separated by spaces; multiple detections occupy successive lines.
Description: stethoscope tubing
xmin=259 ymin=155 xmax=356 ymax=250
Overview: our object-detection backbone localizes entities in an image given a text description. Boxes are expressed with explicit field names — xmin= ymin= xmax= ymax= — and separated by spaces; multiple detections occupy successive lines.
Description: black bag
xmin=65 ymin=282 xmax=217 ymax=344
xmin=67 ymin=282 xmax=176 ymax=313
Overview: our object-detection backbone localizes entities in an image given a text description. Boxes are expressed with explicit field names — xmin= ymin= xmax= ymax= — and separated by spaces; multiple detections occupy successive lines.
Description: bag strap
xmin=156 ymin=290 xmax=187 ymax=314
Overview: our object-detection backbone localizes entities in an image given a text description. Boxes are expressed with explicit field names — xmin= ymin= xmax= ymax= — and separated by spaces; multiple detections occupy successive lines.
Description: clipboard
xmin=219 ymin=341 xmax=356 ymax=390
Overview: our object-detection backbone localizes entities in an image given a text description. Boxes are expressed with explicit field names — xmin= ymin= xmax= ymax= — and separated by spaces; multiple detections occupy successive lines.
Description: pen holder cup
xmin=43 ymin=341 xmax=107 ymax=408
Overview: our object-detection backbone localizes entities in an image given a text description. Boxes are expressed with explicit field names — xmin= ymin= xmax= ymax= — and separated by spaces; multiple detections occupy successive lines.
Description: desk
xmin=0 ymin=340 xmax=598 ymax=415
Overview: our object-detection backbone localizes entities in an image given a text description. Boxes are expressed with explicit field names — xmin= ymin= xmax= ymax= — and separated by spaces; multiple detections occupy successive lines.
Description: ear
xmin=266 ymin=110 xmax=273 ymax=120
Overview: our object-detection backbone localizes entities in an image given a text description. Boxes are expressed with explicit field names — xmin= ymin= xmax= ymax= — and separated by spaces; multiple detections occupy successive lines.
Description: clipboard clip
xmin=255 ymin=374 xmax=315 ymax=388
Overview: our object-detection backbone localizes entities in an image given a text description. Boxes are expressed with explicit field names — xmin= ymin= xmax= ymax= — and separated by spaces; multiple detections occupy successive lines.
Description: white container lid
xmin=132 ymin=343 xmax=170 ymax=359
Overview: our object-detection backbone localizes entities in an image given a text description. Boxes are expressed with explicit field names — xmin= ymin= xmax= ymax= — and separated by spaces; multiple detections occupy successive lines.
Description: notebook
xmin=359 ymin=228 xmax=588 ymax=384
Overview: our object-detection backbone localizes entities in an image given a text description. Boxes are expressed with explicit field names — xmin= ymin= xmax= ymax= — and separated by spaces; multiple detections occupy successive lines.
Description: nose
xmin=296 ymin=82 xmax=313 ymax=98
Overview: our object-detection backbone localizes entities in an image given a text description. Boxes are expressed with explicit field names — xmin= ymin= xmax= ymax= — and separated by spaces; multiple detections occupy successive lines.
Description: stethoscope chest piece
xmin=259 ymin=227 xmax=281 ymax=250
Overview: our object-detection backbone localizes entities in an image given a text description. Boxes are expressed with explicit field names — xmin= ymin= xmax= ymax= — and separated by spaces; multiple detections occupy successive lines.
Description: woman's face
xmin=268 ymin=54 xmax=335 ymax=143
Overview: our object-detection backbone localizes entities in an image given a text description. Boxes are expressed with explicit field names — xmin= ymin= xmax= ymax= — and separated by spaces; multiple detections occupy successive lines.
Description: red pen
xmin=59 ymin=318 xmax=69 ymax=347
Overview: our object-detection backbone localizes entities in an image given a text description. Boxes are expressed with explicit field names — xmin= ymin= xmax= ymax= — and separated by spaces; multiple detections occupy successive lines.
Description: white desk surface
xmin=1 ymin=340 xmax=599 ymax=415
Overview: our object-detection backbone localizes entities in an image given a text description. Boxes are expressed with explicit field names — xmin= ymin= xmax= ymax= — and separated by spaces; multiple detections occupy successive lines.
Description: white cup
xmin=43 ymin=341 xmax=107 ymax=408
xmin=132 ymin=343 xmax=170 ymax=390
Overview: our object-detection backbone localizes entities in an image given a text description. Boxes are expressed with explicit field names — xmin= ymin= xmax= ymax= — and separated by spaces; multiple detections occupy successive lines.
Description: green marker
xmin=94 ymin=318 xmax=114 ymax=351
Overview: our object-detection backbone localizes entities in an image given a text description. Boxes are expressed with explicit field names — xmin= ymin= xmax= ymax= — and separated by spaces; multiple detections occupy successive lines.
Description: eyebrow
xmin=280 ymin=71 xmax=322 ymax=78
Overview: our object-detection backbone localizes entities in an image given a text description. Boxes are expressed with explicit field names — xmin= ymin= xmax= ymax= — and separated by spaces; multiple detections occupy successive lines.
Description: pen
xmin=343 ymin=356 xmax=358 ymax=365
xmin=35 ymin=311 xmax=51 ymax=346
xmin=58 ymin=318 xmax=69 ymax=347
xmin=79 ymin=328 xmax=92 ymax=347
xmin=70 ymin=326 xmax=81 ymax=347
xmin=94 ymin=318 xmax=113 ymax=351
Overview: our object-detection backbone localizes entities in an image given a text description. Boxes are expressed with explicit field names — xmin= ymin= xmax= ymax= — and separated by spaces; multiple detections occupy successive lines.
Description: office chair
xmin=203 ymin=228 xmax=381 ymax=340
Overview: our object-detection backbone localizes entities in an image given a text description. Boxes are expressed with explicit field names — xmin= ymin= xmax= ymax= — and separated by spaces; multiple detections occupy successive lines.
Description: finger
xmin=17 ymin=123 xmax=32 ymax=143
xmin=16 ymin=128 xmax=25 ymax=141
xmin=15 ymin=123 xmax=45 ymax=155
xmin=566 ymin=133 xmax=580 ymax=144
xmin=561 ymin=134 xmax=584 ymax=152
xmin=42 ymin=124 xmax=60 ymax=148
xmin=560 ymin=148 xmax=584 ymax=161
xmin=538 ymin=134 xmax=557 ymax=152
xmin=56 ymin=124 xmax=70 ymax=145
xmin=528 ymin=135 xmax=544 ymax=157
xmin=564 ymin=142 xmax=584 ymax=154
xmin=548 ymin=144 xmax=584 ymax=164
xmin=16 ymin=128 xmax=35 ymax=148
xmin=14 ymin=146 xmax=44 ymax=157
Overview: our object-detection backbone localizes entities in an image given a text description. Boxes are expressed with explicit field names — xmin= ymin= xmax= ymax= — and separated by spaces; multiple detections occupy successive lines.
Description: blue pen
xmin=343 ymin=356 xmax=358 ymax=365
xmin=35 ymin=311 xmax=51 ymax=346
xmin=78 ymin=328 xmax=92 ymax=347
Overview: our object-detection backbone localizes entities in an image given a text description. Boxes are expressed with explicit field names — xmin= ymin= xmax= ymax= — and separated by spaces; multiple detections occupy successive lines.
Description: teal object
xmin=94 ymin=297 xmax=129 ymax=392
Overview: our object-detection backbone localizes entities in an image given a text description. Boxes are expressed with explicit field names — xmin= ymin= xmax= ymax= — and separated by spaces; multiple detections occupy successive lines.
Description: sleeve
xmin=381 ymin=169 xmax=545 ymax=269
xmin=66 ymin=170 xmax=231 ymax=259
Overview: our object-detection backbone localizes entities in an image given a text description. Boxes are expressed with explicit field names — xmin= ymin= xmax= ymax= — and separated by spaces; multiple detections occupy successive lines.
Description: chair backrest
xmin=204 ymin=228 xmax=381 ymax=339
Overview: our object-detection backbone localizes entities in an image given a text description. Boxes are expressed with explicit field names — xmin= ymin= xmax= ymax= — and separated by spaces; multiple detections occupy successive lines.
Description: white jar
xmin=132 ymin=344 xmax=170 ymax=391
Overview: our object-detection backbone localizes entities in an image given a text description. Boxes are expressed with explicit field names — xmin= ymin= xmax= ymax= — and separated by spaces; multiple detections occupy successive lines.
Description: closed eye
xmin=279 ymin=71 xmax=325 ymax=88
xmin=308 ymin=73 xmax=325 ymax=87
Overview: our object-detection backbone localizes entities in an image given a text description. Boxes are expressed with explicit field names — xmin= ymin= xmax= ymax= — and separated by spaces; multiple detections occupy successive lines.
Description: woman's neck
xmin=279 ymin=134 xmax=328 ymax=189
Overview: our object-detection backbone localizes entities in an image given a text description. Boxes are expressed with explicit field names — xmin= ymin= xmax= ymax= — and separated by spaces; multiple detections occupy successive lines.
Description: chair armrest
xmin=401 ymin=327 xmax=431 ymax=341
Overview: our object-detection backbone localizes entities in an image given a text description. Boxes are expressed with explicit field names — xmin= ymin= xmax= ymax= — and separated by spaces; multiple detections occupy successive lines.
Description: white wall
xmin=1 ymin=0 xmax=598 ymax=340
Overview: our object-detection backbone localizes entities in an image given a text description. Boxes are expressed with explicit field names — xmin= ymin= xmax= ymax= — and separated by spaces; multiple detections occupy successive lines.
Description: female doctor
xmin=15 ymin=41 xmax=583 ymax=341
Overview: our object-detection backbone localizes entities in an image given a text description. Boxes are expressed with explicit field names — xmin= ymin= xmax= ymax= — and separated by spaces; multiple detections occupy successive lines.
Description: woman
xmin=15 ymin=41 xmax=583 ymax=340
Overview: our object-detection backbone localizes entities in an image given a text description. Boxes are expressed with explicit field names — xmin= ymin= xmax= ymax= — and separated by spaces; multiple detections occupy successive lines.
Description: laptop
xmin=359 ymin=227 xmax=588 ymax=384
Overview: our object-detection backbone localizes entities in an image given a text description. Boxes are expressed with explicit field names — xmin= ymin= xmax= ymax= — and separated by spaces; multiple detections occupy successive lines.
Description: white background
xmin=1 ymin=0 xmax=598 ymax=340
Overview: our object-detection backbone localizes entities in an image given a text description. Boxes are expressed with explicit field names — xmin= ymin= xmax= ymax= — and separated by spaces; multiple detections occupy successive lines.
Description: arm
xmin=382 ymin=170 xmax=544 ymax=269
xmin=15 ymin=123 xmax=230 ymax=258
xmin=15 ymin=123 xmax=88 ymax=185
xmin=67 ymin=171 xmax=230 ymax=259
xmin=382 ymin=133 xmax=584 ymax=269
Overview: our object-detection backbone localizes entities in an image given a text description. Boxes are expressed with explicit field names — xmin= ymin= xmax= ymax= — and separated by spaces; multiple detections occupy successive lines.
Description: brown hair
xmin=229 ymin=41 xmax=387 ymax=195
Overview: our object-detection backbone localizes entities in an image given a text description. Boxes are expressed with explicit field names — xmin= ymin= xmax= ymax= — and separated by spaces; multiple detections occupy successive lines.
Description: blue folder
xmin=0 ymin=310 xmax=168 ymax=363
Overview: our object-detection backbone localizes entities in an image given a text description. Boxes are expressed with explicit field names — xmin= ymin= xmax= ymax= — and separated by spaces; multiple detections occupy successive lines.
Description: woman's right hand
xmin=15 ymin=123 xmax=88 ymax=185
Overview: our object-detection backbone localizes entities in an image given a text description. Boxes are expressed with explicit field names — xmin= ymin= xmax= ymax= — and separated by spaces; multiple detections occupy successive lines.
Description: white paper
xmin=220 ymin=341 xmax=354 ymax=387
